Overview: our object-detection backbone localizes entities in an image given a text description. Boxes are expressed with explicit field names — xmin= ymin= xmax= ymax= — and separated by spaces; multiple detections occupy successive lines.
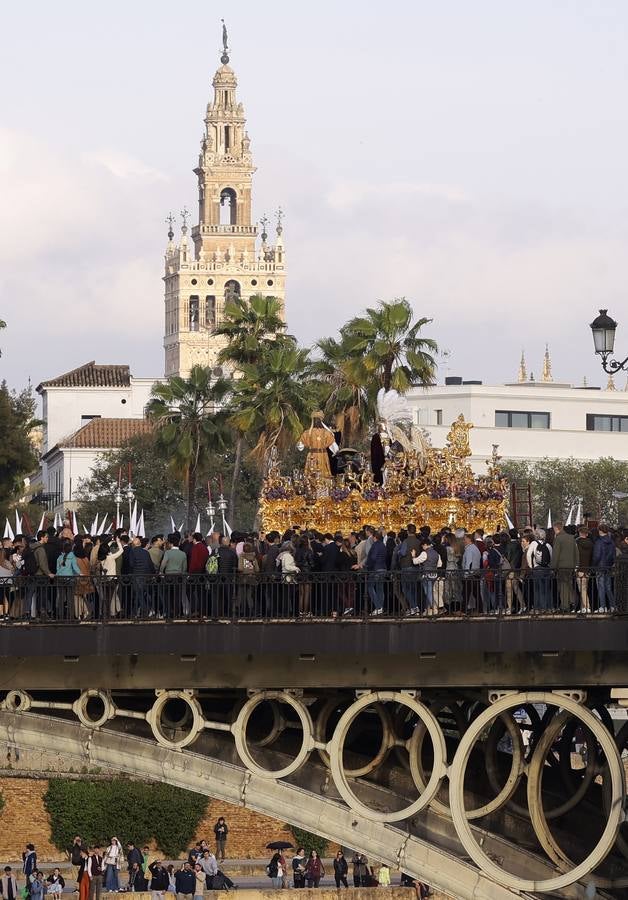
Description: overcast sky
xmin=2 ymin=0 xmax=628 ymax=391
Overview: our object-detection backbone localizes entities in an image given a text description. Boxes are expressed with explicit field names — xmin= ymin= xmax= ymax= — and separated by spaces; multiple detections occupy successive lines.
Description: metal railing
xmin=0 ymin=565 xmax=625 ymax=623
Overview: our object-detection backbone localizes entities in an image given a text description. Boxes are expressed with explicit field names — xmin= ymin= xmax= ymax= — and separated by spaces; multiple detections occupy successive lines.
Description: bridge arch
xmin=0 ymin=709 xmax=532 ymax=900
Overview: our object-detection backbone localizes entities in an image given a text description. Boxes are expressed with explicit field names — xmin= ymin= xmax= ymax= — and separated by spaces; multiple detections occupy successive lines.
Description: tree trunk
xmin=187 ymin=467 xmax=196 ymax=533
xmin=228 ymin=434 xmax=243 ymax=525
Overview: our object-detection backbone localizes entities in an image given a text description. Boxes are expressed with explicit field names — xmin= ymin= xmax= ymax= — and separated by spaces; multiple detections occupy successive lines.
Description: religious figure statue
xmin=371 ymin=388 xmax=413 ymax=485
xmin=446 ymin=414 xmax=473 ymax=458
xmin=297 ymin=412 xmax=339 ymax=481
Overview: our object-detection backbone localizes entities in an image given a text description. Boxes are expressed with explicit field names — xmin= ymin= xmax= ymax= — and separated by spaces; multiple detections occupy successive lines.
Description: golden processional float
xmin=259 ymin=389 xmax=509 ymax=535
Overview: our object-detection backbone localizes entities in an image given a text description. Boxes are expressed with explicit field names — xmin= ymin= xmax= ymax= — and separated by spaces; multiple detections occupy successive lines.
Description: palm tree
xmin=146 ymin=366 xmax=232 ymax=529
xmin=312 ymin=335 xmax=372 ymax=445
xmin=342 ymin=298 xmax=438 ymax=392
xmin=215 ymin=293 xmax=295 ymax=521
xmin=229 ymin=344 xmax=318 ymax=466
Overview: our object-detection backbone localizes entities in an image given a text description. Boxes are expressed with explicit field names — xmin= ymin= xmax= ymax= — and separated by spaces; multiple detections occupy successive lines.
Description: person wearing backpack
xmin=237 ymin=542 xmax=259 ymax=616
xmin=23 ymin=535 xmax=53 ymax=620
xmin=528 ymin=529 xmax=553 ymax=612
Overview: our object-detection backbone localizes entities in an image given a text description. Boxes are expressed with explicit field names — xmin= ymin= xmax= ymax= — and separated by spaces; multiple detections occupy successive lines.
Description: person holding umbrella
xmin=266 ymin=842 xmax=293 ymax=890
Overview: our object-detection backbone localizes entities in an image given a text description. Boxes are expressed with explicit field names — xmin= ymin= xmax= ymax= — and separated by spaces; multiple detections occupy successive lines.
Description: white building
xmin=408 ymin=375 xmax=628 ymax=474
xmin=37 ymin=362 xmax=159 ymax=510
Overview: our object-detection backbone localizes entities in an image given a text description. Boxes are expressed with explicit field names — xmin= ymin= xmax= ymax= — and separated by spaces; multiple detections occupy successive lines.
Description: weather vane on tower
xmin=221 ymin=19 xmax=229 ymax=64
xmin=165 ymin=212 xmax=175 ymax=241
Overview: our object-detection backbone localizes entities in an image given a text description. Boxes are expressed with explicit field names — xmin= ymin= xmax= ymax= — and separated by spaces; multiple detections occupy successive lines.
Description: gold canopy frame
xmin=260 ymin=415 xmax=509 ymax=535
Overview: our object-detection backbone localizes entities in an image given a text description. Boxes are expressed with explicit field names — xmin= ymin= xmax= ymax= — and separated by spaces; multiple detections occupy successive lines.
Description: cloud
xmin=85 ymin=150 xmax=166 ymax=182
xmin=325 ymin=180 xmax=469 ymax=212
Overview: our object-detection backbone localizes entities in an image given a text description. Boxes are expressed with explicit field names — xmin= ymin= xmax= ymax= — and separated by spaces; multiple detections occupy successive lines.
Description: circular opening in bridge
xmin=5 ymin=691 xmax=31 ymax=712
xmin=233 ymin=692 xmax=313 ymax=779
xmin=448 ymin=693 xmax=625 ymax=893
xmin=85 ymin=695 xmax=105 ymax=723
xmin=148 ymin=692 xmax=204 ymax=750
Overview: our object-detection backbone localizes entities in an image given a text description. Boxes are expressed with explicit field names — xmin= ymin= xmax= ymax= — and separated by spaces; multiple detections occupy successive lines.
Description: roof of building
xmin=59 ymin=417 xmax=152 ymax=450
xmin=37 ymin=361 xmax=131 ymax=390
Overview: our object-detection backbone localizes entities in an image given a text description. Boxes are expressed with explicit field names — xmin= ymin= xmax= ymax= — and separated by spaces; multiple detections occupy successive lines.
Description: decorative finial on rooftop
xmin=180 ymin=206 xmax=190 ymax=236
xmin=260 ymin=214 xmax=269 ymax=243
xmin=542 ymin=344 xmax=553 ymax=383
xmin=165 ymin=212 xmax=175 ymax=241
xmin=221 ymin=19 xmax=229 ymax=64
xmin=276 ymin=206 xmax=283 ymax=237
xmin=518 ymin=350 xmax=527 ymax=383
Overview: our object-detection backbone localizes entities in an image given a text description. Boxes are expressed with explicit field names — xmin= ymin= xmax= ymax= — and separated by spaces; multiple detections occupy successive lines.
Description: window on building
xmin=189 ymin=296 xmax=199 ymax=331
xmin=224 ymin=125 xmax=231 ymax=152
xmin=434 ymin=409 xmax=443 ymax=426
xmin=415 ymin=408 xmax=429 ymax=426
xmin=586 ymin=414 xmax=628 ymax=432
xmin=205 ymin=295 xmax=216 ymax=327
xmin=224 ymin=279 xmax=241 ymax=302
xmin=219 ymin=187 xmax=237 ymax=225
xmin=495 ymin=410 xmax=550 ymax=429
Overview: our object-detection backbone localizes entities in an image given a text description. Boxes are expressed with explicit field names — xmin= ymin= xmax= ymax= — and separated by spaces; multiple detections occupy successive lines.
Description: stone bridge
xmin=0 ymin=616 xmax=627 ymax=898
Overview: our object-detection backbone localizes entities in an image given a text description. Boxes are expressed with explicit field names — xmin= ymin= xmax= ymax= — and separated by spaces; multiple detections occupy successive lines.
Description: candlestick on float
xmin=216 ymin=493 xmax=228 ymax=535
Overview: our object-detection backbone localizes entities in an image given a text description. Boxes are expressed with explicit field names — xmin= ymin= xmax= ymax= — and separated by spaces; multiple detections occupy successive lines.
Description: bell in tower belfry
xmin=162 ymin=24 xmax=287 ymax=378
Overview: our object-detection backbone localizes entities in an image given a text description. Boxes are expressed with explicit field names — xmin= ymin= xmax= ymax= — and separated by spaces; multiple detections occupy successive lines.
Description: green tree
xmin=0 ymin=382 xmax=39 ymax=520
xmin=230 ymin=344 xmax=318 ymax=467
xmin=313 ymin=335 xmax=371 ymax=445
xmin=146 ymin=367 xmax=232 ymax=529
xmin=342 ymin=298 xmax=437 ymax=392
xmin=215 ymin=294 xmax=294 ymax=521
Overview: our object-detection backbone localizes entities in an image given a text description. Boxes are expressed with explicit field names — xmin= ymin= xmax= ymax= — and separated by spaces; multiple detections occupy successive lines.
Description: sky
xmin=2 ymin=0 xmax=628 ymax=391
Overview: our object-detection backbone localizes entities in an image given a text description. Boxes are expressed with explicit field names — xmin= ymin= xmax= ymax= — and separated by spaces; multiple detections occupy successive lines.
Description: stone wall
xmin=0 ymin=776 xmax=334 ymax=862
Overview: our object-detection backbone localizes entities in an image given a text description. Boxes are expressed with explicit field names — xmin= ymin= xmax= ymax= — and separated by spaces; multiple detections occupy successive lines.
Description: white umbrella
xmin=14 ymin=509 xmax=22 ymax=535
xmin=546 ymin=509 xmax=552 ymax=529
xmin=3 ymin=519 xmax=14 ymax=540
xmin=137 ymin=510 xmax=146 ymax=539
xmin=194 ymin=514 xmax=201 ymax=534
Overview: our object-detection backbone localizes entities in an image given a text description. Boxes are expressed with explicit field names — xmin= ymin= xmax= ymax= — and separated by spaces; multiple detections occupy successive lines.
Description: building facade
xmin=163 ymin=36 xmax=286 ymax=378
xmin=408 ymin=376 xmax=628 ymax=474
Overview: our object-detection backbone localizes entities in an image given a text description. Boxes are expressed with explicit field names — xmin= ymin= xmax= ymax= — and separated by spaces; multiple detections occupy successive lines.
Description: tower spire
xmin=518 ymin=350 xmax=527 ymax=383
xmin=542 ymin=344 xmax=553 ymax=383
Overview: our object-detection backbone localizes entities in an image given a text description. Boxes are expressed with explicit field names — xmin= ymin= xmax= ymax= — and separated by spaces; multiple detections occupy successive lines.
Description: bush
xmin=44 ymin=778 xmax=207 ymax=858
xmin=289 ymin=826 xmax=328 ymax=858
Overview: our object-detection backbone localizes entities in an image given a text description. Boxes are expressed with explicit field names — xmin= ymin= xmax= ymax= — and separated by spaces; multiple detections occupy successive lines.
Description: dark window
xmin=435 ymin=409 xmax=443 ymax=426
xmin=224 ymin=279 xmax=241 ymax=302
xmin=224 ymin=125 xmax=231 ymax=151
xmin=586 ymin=414 xmax=628 ymax=432
xmin=205 ymin=295 xmax=216 ymax=326
xmin=495 ymin=410 xmax=550 ymax=429
xmin=189 ymin=296 xmax=199 ymax=331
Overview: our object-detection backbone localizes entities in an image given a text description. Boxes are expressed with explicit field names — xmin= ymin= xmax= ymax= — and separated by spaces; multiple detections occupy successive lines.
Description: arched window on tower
xmin=220 ymin=187 xmax=237 ymax=226
xmin=189 ymin=296 xmax=199 ymax=331
xmin=224 ymin=280 xmax=241 ymax=304
xmin=205 ymin=295 xmax=216 ymax=327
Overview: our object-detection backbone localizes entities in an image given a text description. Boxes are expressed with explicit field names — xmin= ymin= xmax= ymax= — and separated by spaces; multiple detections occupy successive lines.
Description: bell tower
xmin=163 ymin=24 xmax=286 ymax=378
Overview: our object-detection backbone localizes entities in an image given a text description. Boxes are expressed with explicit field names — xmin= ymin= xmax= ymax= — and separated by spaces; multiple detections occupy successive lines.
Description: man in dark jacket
xmin=174 ymin=862 xmax=195 ymax=900
xmin=126 ymin=843 xmax=142 ymax=873
xmin=592 ymin=524 xmax=616 ymax=612
xmin=148 ymin=861 xmax=169 ymax=894
xmin=128 ymin=539 xmax=156 ymax=618
xmin=551 ymin=522 xmax=579 ymax=611
xmin=366 ymin=531 xmax=387 ymax=615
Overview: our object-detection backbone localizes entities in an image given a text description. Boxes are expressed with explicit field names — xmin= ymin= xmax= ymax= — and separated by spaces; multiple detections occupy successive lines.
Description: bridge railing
xmin=0 ymin=563 xmax=625 ymax=622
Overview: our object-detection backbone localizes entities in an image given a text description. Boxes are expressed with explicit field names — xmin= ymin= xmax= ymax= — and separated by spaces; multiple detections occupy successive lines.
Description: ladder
xmin=510 ymin=482 xmax=533 ymax=530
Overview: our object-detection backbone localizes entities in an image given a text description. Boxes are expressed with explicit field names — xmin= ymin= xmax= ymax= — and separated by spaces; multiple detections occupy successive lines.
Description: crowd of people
xmin=0 ymin=517 xmax=625 ymax=619
xmin=1 ymin=831 xmax=431 ymax=897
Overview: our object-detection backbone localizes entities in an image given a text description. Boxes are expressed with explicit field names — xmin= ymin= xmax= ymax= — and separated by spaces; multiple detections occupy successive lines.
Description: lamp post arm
xmin=601 ymin=352 xmax=628 ymax=374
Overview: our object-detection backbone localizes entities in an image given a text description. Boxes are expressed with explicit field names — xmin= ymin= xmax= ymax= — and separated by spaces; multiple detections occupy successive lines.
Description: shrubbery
xmin=44 ymin=778 xmax=206 ymax=858
xmin=289 ymin=825 xmax=328 ymax=858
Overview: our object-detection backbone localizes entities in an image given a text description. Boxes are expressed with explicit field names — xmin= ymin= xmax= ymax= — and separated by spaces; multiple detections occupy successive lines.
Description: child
xmin=378 ymin=864 xmax=391 ymax=887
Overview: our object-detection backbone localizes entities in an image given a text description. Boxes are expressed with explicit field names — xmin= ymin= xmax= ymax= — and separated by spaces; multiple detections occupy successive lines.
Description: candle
xmin=207 ymin=481 xmax=212 ymax=501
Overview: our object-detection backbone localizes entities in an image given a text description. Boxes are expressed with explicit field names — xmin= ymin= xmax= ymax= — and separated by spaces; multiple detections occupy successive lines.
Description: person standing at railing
xmin=592 ymin=524 xmax=616 ymax=613
xmin=462 ymin=533 xmax=481 ymax=614
xmin=366 ymin=531 xmax=387 ymax=616
xmin=129 ymin=538 xmax=156 ymax=617
xmin=23 ymin=533 xmax=54 ymax=619
xmin=56 ymin=540 xmax=79 ymax=620
xmin=551 ymin=522 xmax=579 ymax=612
xmin=576 ymin=527 xmax=594 ymax=613
xmin=397 ymin=524 xmax=422 ymax=614
xmin=188 ymin=533 xmax=209 ymax=617
xmin=527 ymin=530 xmax=553 ymax=612
xmin=98 ymin=537 xmax=124 ymax=617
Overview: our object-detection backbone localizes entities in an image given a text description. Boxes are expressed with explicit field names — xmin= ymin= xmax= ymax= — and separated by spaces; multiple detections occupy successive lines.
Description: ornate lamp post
xmin=126 ymin=483 xmax=135 ymax=533
xmin=216 ymin=493 xmax=228 ymax=535
xmin=114 ymin=488 xmax=123 ymax=529
xmin=589 ymin=309 xmax=628 ymax=373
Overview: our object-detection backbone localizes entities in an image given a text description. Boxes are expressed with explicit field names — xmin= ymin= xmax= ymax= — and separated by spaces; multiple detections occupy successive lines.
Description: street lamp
xmin=216 ymin=493 xmax=228 ymax=535
xmin=589 ymin=309 xmax=628 ymax=373
xmin=126 ymin=483 xmax=135 ymax=533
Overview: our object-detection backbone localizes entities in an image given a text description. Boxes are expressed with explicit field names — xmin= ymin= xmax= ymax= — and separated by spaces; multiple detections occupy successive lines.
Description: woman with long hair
xmin=294 ymin=536 xmax=314 ymax=616
xmin=56 ymin=539 xmax=79 ymax=621
xmin=72 ymin=544 xmax=92 ymax=620
xmin=338 ymin=538 xmax=358 ymax=615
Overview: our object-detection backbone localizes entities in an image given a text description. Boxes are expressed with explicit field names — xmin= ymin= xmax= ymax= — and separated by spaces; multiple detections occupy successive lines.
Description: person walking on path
xmin=266 ymin=853 xmax=283 ymax=891
xmin=333 ymin=851 xmax=348 ymax=888
xmin=213 ymin=817 xmax=228 ymax=861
